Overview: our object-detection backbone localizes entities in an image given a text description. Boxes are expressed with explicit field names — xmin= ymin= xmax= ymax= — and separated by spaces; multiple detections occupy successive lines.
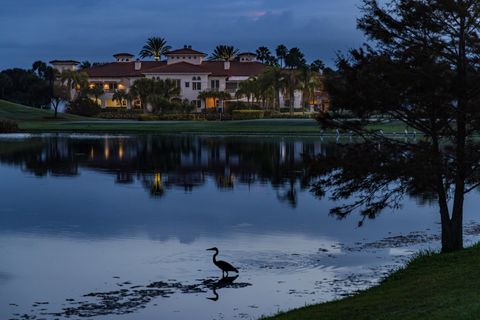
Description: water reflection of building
xmin=0 ymin=136 xmax=334 ymax=207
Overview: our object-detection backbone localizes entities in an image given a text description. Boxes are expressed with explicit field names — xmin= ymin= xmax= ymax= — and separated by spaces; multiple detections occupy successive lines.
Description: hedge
xmin=232 ymin=110 xmax=265 ymax=120
xmin=139 ymin=114 xmax=206 ymax=121
xmin=266 ymin=111 xmax=319 ymax=119
xmin=0 ymin=119 xmax=19 ymax=133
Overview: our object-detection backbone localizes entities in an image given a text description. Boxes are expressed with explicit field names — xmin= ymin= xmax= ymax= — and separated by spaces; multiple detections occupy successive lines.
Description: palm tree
xmin=285 ymin=48 xmax=306 ymax=69
xmin=282 ymin=70 xmax=301 ymax=115
xmin=148 ymin=94 xmax=170 ymax=114
xmin=310 ymin=59 xmax=325 ymax=73
xmin=112 ymin=89 xmax=133 ymax=108
xmin=236 ymin=78 xmax=258 ymax=105
xmin=198 ymin=90 xmax=216 ymax=110
xmin=298 ymin=66 xmax=319 ymax=112
xmin=86 ymin=85 xmax=104 ymax=105
xmin=210 ymin=45 xmax=239 ymax=61
xmin=153 ymin=79 xmax=181 ymax=100
xmin=256 ymin=47 xmax=274 ymax=64
xmin=276 ymin=45 xmax=288 ymax=68
xmin=261 ymin=66 xmax=285 ymax=110
xmin=79 ymin=61 xmax=92 ymax=70
xmin=59 ymin=70 xmax=88 ymax=100
xmin=139 ymin=37 xmax=171 ymax=61
xmin=130 ymin=78 xmax=155 ymax=111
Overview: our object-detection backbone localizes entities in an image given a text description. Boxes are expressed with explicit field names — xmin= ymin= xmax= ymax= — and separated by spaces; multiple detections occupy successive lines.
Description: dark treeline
xmin=0 ymin=61 xmax=55 ymax=108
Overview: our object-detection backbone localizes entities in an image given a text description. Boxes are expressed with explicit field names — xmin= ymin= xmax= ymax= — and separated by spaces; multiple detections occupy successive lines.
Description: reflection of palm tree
xmin=151 ymin=172 xmax=164 ymax=196
xmin=277 ymin=180 xmax=298 ymax=208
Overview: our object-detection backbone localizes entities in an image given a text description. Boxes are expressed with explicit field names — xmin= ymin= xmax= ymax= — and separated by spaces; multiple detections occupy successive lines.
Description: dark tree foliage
xmin=256 ymin=46 xmax=278 ymax=65
xmin=0 ymin=67 xmax=52 ymax=108
xmin=66 ymin=96 xmax=101 ymax=117
xmin=285 ymin=48 xmax=306 ymax=69
xmin=310 ymin=59 xmax=326 ymax=72
xmin=318 ymin=0 xmax=480 ymax=252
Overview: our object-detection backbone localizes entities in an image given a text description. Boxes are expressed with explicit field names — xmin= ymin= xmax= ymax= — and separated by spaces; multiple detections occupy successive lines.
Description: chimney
xmin=135 ymin=59 xmax=142 ymax=71
xmin=224 ymin=60 xmax=231 ymax=70
xmin=184 ymin=45 xmax=188 ymax=49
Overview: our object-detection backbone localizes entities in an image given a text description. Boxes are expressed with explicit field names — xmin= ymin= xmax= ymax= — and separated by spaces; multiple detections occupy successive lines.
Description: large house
xmin=50 ymin=46 xmax=320 ymax=112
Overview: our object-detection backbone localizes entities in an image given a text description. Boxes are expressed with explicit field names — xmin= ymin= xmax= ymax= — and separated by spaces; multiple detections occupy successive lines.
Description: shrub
xmin=0 ymin=118 xmax=19 ymax=133
xmin=227 ymin=102 xmax=261 ymax=114
xmin=175 ymin=99 xmax=196 ymax=114
xmin=232 ymin=110 xmax=265 ymax=120
xmin=266 ymin=112 xmax=319 ymax=119
xmin=101 ymin=108 xmax=143 ymax=114
xmin=138 ymin=113 xmax=208 ymax=121
xmin=139 ymin=114 xmax=161 ymax=121
xmin=66 ymin=97 xmax=102 ymax=117
xmin=98 ymin=108 xmax=143 ymax=120
xmin=97 ymin=112 xmax=142 ymax=120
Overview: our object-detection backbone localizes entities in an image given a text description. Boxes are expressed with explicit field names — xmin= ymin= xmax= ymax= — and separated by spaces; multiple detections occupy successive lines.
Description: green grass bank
xmin=264 ymin=245 xmax=480 ymax=320
xmin=0 ymin=100 xmax=412 ymax=136
xmin=0 ymin=100 xmax=323 ymax=135
xmin=0 ymin=99 xmax=409 ymax=135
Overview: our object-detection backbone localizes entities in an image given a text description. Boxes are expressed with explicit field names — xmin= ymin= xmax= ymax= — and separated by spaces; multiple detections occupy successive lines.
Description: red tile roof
xmin=84 ymin=61 xmax=166 ymax=78
xmin=143 ymin=62 xmax=210 ymax=74
xmin=82 ymin=60 xmax=267 ymax=78
xmin=113 ymin=53 xmax=134 ymax=57
xmin=202 ymin=61 xmax=266 ymax=76
xmin=166 ymin=48 xmax=207 ymax=56
xmin=49 ymin=60 xmax=80 ymax=65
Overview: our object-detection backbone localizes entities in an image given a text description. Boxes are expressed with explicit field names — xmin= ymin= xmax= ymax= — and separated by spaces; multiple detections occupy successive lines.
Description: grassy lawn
xmin=264 ymin=245 xmax=480 ymax=320
xmin=0 ymin=99 xmax=87 ymax=122
xmin=0 ymin=99 xmax=409 ymax=135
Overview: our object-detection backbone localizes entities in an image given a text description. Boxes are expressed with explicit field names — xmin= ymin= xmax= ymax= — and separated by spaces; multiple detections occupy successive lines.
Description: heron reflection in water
xmin=206 ymin=275 xmax=239 ymax=301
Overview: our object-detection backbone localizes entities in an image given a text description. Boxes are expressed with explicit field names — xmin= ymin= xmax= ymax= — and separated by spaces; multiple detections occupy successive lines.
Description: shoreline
xmin=263 ymin=244 xmax=480 ymax=320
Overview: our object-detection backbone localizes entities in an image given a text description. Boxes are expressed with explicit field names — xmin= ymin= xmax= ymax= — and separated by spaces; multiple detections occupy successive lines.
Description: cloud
xmin=0 ymin=0 xmax=364 ymax=69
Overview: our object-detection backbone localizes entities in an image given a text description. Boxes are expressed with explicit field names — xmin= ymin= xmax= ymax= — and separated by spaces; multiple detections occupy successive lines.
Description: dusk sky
xmin=0 ymin=0 xmax=364 ymax=70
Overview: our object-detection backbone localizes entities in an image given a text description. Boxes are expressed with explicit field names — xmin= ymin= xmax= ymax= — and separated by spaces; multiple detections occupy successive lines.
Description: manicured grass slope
xmin=23 ymin=119 xmax=322 ymax=134
xmin=0 ymin=99 xmax=408 ymax=135
xmin=0 ymin=99 xmax=85 ymax=122
xmin=264 ymin=245 xmax=480 ymax=320
xmin=0 ymin=99 xmax=323 ymax=134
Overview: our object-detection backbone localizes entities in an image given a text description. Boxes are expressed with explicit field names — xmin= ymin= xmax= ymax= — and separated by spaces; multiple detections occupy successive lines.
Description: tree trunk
xmin=433 ymin=138 xmax=464 ymax=253
xmin=290 ymin=90 xmax=294 ymax=116
xmin=276 ymin=90 xmax=281 ymax=111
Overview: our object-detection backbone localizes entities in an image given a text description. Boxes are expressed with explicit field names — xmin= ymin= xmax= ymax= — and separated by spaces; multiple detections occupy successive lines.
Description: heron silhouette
xmin=206 ymin=247 xmax=239 ymax=277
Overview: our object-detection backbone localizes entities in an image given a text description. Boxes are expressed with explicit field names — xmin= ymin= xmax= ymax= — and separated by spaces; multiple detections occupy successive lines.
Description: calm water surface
xmin=1 ymin=134 xmax=480 ymax=320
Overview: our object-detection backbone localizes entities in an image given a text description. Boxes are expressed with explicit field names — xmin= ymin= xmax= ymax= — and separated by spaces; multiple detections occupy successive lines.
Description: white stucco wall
xmin=145 ymin=73 xmax=210 ymax=108
xmin=279 ymin=91 xmax=303 ymax=109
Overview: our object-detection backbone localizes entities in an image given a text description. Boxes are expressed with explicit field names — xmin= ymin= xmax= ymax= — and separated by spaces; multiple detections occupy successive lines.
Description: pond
xmin=1 ymin=134 xmax=480 ymax=320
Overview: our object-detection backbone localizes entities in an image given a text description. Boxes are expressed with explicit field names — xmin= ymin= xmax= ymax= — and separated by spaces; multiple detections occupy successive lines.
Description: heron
xmin=206 ymin=247 xmax=239 ymax=277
